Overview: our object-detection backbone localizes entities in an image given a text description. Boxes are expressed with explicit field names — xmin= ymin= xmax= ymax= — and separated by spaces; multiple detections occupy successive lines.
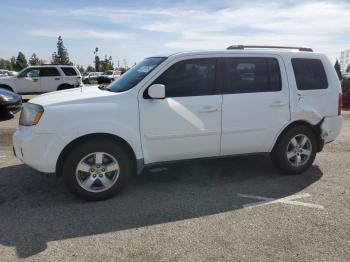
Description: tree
xmin=0 ymin=58 xmax=13 ymax=70
xmin=76 ymin=64 xmax=85 ymax=73
xmin=15 ymin=51 xmax=28 ymax=71
xmin=86 ymin=65 xmax=95 ymax=72
xmin=10 ymin=56 xmax=16 ymax=70
xmin=29 ymin=53 xmax=41 ymax=65
xmin=100 ymin=55 xmax=114 ymax=71
xmin=94 ymin=47 xmax=100 ymax=71
xmin=52 ymin=36 xmax=72 ymax=65
xmin=334 ymin=60 xmax=342 ymax=80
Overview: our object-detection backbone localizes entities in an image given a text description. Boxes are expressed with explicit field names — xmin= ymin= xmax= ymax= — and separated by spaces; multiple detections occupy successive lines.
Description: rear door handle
xmin=270 ymin=101 xmax=287 ymax=107
xmin=32 ymin=78 xmax=39 ymax=82
xmin=199 ymin=106 xmax=218 ymax=113
xmin=54 ymin=78 xmax=60 ymax=80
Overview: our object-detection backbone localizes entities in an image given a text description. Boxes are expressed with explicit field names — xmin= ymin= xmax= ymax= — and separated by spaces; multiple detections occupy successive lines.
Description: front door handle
xmin=54 ymin=78 xmax=60 ymax=80
xmin=32 ymin=78 xmax=39 ymax=82
xmin=199 ymin=106 xmax=218 ymax=113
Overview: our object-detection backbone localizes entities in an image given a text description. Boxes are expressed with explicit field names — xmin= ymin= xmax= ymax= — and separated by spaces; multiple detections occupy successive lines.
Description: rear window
xmin=61 ymin=67 xmax=77 ymax=76
xmin=223 ymin=57 xmax=282 ymax=94
xmin=291 ymin=59 xmax=328 ymax=90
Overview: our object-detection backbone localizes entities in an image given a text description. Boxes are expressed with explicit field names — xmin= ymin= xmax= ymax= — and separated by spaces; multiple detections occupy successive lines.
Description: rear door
xmin=40 ymin=67 xmax=62 ymax=92
xmin=220 ymin=55 xmax=290 ymax=155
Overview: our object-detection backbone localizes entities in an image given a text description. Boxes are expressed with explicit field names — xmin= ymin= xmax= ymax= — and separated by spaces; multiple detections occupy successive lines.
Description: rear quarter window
xmin=291 ymin=58 xmax=328 ymax=90
xmin=61 ymin=67 xmax=78 ymax=76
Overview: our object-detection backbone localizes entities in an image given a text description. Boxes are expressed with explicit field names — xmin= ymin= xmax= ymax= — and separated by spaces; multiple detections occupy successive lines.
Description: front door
xmin=15 ymin=67 xmax=41 ymax=94
xmin=221 ymin=56 xmax=290 ymax=155
xmin=139 ymin=58 xmax=222 ymax=164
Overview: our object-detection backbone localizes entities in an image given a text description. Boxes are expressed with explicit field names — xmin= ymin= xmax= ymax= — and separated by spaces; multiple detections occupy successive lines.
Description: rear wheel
xmin=271 ymin=126 xmax=317 ymax=174
xmin=62 ymin=140 xmax=132 ymax=200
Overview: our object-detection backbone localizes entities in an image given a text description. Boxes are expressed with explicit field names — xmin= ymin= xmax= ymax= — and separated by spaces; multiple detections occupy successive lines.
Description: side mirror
xmin=148 ymin=84 xmax=165 ymax=99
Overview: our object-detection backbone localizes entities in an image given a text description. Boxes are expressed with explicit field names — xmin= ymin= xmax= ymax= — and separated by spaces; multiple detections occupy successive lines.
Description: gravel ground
xmin=0 ymin=114 xmax=349 ymax=261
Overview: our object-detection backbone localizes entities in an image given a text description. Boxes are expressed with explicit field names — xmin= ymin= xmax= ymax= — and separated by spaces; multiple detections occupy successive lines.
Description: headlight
xmin=0 ymin=94 xmax=9 ymax=101
xmin=19 ymin=103 xmax=44 ymax=126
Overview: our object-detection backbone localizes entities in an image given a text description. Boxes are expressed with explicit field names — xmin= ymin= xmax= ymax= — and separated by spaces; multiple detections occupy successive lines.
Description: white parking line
xmin=0 ymin=155 xmax=6 ymax=158
xmin=237 ymin=193 xmax=324 ymax=209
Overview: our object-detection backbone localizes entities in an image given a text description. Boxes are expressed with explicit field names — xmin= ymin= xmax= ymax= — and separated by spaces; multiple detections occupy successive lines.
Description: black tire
xmin=62 ymin=139 xmax=132 ymax=201
xmin=271 ymin=125 xmax=317 ymax=175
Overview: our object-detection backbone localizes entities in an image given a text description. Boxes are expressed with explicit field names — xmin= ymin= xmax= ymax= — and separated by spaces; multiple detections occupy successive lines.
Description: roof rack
xmin=226 ymin=45 xmax=313 ymax=52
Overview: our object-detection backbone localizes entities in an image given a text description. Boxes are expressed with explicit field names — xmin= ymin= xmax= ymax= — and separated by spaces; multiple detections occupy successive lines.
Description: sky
xmin=0 ymin=0 xmax=349 ymax=67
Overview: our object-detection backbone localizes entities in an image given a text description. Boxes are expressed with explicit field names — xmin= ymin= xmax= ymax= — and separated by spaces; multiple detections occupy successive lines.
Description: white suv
xmin=0 ymin=65 xmax=81 ymax=94
xmin=13 ymin=46 xmax=343 ymax=200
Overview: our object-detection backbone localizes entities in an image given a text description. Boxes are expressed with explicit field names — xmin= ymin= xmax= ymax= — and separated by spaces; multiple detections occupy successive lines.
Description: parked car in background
xmin=13 ymin=46 xmax=342 ymax=200
xmin=0 ymin=70 xmax=18 ymax=77
xmin=82 ymin=72 xmax=101 ymax=84
xmin=0 ymin=88 xmax=22 ymax=118
xmin=0 ymin=65 xmax=82 ymax=94
xmin=97 ymin=70 xmax=121 ymax=84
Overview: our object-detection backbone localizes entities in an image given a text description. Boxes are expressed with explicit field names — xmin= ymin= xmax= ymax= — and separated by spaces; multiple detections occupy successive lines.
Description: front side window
xmin=108 ymin=57 xmax=166 ymax=93
xmin=154 ymin=58 xmax=217 ymax=97
xmin=223 ymin=57 xmax=281 ymax=94
xmin=19 ymin=68 xmax=40 ymax=78
xmin=40 ymin=67 xmax=60 ymax=77
xmin=292 ymin=58 xmax=328 ymax=90
xmin=61 ymin=67 xmax=77 ymax=76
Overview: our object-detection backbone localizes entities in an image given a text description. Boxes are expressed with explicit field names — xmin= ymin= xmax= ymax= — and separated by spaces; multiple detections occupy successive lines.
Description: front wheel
xmin=62 ymin=140 xmax=132 ymax=200
xmin=271 ymin=126 xmax=317 ymax=175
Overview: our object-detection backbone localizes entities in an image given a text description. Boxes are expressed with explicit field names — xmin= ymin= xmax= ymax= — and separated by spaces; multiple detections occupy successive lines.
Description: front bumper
xmin=13 ymin=128 xmax=66 ymax=173
xmin=320 ymin=115 xmax=343 ymax=144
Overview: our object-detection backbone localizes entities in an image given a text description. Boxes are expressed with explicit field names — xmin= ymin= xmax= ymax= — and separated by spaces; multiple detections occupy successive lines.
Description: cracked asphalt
xmin=0 ymin=113 xmax=349 ymax=261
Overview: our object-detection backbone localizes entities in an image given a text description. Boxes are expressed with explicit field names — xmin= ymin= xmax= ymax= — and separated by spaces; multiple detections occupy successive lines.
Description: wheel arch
xmin=56 ymin=133 xmax=137 ymax=177
xmin=57 ymin=83 xmax=74 ymax=91
xmin=271 ymin=120 xmax=323 ymax=153
xmin=0 ymin=84 xmax=14 ymax=92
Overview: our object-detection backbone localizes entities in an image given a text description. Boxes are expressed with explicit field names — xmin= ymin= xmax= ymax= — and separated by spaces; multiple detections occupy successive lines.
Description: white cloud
xmin=27 ymin=29 xmax=131 ymax=40
xmin=24 ymin=1 xmax=350 ymax=61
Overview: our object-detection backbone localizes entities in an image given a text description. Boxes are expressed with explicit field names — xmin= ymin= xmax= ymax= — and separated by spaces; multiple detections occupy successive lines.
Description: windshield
xmin=107 ymin=57 xmax=166 ymax=92
xmin=104 ymin=71 xmax=113 ymax=75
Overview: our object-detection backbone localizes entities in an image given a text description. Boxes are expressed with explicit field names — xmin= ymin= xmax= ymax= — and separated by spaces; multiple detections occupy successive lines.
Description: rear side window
xmin=291 ymin=59 xmax=328 ymax=90
xmin=154 ymin=58 xmax=217 ymax=97
xmin=223 ymin=58 xmax=281 ymax=94
xmin=40 ymin=67 xmax=60 ymax=77
xmin=61 ymin=67 xmax=77 ymax=76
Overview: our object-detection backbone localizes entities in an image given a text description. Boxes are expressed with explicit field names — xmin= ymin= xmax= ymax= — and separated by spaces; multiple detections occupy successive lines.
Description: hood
xmin=0 ymin=76 xmax=15 ymax=83
xmin=29 ymin=86 xmax=117 ymax=107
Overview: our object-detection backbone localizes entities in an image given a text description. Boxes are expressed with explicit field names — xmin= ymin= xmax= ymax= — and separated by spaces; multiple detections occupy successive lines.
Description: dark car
xmin=0 ymin=88 xmax=22 ymax=118
xmin=97 ymin=70 xmax=121 ymax=84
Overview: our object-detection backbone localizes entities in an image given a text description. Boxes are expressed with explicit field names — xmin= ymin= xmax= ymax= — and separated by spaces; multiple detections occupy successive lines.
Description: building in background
xmin=340 ymin=50 xmax=350 ymax=73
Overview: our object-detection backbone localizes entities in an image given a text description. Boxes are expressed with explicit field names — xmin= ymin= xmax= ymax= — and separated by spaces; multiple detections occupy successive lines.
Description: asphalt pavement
xmin=0 ymin=114 xmax=349 ymax=261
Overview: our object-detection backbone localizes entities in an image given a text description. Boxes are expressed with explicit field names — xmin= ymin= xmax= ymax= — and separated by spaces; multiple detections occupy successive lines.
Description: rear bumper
xmin=13 ymin=129 xmax=66 ymax=173
xmin=320 ymin=115 xmax=343 ymax=144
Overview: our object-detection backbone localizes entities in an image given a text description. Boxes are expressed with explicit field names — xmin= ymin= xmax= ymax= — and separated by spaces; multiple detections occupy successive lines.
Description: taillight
xmin=338 ymin=93 xmax=342 ymax=115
